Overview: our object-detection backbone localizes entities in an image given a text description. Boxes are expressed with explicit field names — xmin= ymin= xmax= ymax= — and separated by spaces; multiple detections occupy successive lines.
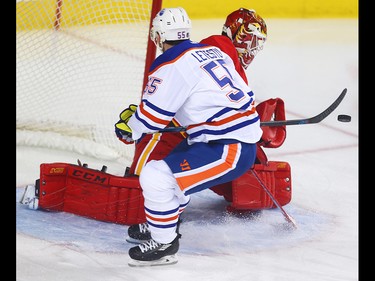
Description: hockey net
xmin=16 ymin=0 xmax=162 ymax=161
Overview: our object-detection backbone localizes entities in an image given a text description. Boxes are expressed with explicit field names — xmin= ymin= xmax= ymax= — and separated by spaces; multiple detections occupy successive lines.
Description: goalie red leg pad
xmin=210 ymin=144 xmax=270 ymax=199
xmin=37 ymin=163 xmax=68 ymax=211
xmin=228 ymin=161 xmax=292 ymax=211
xmin=38 ymin=163 xmax=146 ymax=225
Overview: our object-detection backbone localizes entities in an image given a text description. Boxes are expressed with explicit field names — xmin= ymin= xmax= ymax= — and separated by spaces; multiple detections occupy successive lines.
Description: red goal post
xmin=16 ymin=0 xmax=162 ymax=161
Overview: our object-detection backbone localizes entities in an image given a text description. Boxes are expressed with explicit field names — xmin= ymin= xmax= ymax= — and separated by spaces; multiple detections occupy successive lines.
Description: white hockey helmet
xmin=150 ymin=7 xmax=192 ymax=49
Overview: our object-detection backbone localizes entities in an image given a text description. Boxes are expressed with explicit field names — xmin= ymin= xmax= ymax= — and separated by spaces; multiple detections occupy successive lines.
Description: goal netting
xmin=16 ymin=0 xmax=162 ymax=161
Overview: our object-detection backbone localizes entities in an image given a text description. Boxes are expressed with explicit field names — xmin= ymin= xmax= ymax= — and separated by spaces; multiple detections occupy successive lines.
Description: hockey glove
xmin=119 ymin=104 xmax=138 ymax=122
xmin=115 ymin=104 xmax=138 ymax=144
xmin=115 ymin=121 xmax=134 ymax=144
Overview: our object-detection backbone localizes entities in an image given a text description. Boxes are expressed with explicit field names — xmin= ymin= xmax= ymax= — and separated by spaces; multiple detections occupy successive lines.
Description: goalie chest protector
xmin=37 ymin=163 xmax=146 ymax=225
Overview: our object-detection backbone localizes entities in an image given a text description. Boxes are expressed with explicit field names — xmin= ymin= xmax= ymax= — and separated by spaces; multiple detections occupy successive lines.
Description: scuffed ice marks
xmin=16 ymin=188 xmax=332 ymax=256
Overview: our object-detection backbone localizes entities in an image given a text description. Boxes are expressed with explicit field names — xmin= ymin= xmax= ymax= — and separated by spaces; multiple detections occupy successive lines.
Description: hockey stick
xmin=153 ymin=88 xmax=347 ymax=133
xmin=261 ymin=87 xmax=347 ymax=127
xmin=250 ymin=169 xmax=297 ymax=229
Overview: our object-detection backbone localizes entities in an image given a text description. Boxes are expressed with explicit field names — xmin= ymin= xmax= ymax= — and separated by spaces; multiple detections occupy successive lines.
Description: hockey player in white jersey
xmin=115 ymin=7 xmax=263 ymax=266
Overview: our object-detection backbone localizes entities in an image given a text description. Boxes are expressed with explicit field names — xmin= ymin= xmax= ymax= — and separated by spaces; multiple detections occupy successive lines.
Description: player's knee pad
xmin=140 ymin=160 xmax=178 ymax=201
xmin=140 ymin=160 xmax=176 ymax=192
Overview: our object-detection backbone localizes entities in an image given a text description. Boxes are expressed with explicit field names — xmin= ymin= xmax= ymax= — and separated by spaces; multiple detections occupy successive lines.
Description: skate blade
xmin=125 ymin=236 xmax=150 ymax=244
xmin=19 ymin=184 xmax=36 ymax=204
xmin=128 ymin=255 xmax=178 ymax=267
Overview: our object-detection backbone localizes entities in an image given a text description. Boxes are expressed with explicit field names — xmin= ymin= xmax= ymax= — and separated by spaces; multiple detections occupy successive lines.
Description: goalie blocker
xmin=22 ymin=159 xmax=291 ymax=224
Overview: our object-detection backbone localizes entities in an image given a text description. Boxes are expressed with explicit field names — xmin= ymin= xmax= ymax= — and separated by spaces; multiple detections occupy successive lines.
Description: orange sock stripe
xmin=145 ymin=213 xmax=179 ymax=223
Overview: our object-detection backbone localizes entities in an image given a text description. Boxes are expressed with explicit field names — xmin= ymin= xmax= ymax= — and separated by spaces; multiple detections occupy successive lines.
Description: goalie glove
xmin=115 ymin=104 xmax=137 ymax=144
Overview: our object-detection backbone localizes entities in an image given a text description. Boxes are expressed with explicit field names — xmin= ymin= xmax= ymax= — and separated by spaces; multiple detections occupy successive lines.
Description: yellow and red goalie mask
xmin=222 ymin=8 xmax=267 ymax=69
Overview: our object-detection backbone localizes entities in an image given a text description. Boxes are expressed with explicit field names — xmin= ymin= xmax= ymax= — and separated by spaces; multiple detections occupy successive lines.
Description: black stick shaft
xmin=153 ymin=88 xmax=347 ymax=133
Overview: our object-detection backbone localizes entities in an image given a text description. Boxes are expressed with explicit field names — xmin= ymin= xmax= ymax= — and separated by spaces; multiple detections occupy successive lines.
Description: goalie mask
xmin=150 ymin=7 xmax=192 ymax=51
xmin=222 ymin=8 xmax=267 ymax=69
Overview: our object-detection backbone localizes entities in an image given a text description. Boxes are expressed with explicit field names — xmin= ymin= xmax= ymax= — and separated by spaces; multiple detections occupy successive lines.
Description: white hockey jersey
xmin=128 ymin=40 xmax=263 ymax=144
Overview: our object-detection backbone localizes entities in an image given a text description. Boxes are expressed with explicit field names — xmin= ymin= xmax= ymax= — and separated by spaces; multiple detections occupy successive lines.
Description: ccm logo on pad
xmin=71 ymin=169 xmax=108 ymax=184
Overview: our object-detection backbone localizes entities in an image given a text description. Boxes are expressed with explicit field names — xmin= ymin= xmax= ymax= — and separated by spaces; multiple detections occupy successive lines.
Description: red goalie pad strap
xmin=256 ymin=98 xmax=287 ymax=148
xmin=227 ymin=161 xmax=292 ymax=211
xmin=38 ymin=163 xmax=146 ymax=225
xmin=255 ymin=143 xmax=268 ymax=165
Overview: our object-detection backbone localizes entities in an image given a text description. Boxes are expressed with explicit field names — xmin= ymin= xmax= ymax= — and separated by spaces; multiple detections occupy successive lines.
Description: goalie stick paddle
xmin=153 ymin=88 xmax=347 ymax=133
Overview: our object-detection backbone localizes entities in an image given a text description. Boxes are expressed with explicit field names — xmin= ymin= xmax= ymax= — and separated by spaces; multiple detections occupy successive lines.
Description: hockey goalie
xmin=19 ymin=97 xmax=291 ymax=225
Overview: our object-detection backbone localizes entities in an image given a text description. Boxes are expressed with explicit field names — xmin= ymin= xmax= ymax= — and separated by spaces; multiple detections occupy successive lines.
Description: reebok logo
xmin=180 ymin=159 xmax=191 ymax=171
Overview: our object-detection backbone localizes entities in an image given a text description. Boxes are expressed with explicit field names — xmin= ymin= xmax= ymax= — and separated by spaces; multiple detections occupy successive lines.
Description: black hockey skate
xmin=128 ymin=234 xmax=181 ymax=267
xmin=126 ymin=219 xmax=182 ymax=244
xmin=126 ymin=223 xmax=152 ymax=244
